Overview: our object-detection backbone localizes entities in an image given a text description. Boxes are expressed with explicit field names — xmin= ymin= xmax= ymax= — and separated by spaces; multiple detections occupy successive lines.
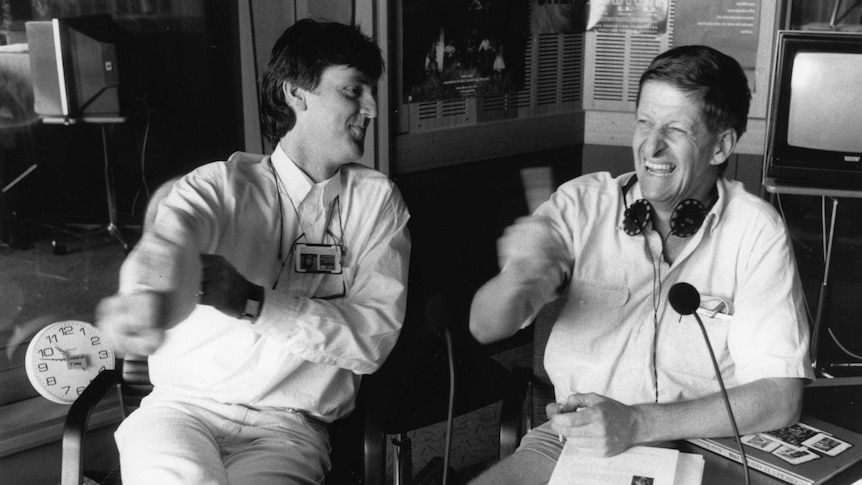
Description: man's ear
xmin=710 ymin=129 xmax=737 ymax=166
xmin=282 ymin=81 xmax=307 ymax=111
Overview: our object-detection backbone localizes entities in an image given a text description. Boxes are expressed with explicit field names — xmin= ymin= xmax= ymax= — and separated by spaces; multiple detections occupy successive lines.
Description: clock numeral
xmin=90 ymin=336 xmax=101 ymax=346
xmin=60 ymin=325 xmax=73 ymax=336
xmin=46 ymin=376 xmax=56 ymax=386
xmin=46 ymin=334 xmax=58 ymax=343
xmin=76 ymin=386 xmax=86 ymax=395
xmin=62 ymin=385 xmax=70 ymax=395
xmin=98 ymin=350 xmax=110 ymax=359
xmin=79 ymin=326 xmax=87 ymax=335
xmin=38 ymin=347 xmax=55 ymax=357
xmin=37 ymin=363 xmax=48 ymax=372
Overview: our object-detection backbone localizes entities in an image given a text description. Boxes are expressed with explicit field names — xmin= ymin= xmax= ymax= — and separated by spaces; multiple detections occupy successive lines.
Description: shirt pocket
xmin=552 ymin=280 xmax=629 ymax=355
xmin=662 ymin=296 xmax=733 ymax=381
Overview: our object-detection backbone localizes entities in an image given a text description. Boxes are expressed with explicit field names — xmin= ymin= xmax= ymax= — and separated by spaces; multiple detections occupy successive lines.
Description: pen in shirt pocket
xmin=695 ymin=295 xmax=734 ymax=320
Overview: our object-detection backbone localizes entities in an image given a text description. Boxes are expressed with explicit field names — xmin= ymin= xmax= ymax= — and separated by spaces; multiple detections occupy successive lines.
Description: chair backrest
xmin=530 ymin=296 xmax=566 ymax=427
xmin=118 ymin=356 xmax=152 ymax=416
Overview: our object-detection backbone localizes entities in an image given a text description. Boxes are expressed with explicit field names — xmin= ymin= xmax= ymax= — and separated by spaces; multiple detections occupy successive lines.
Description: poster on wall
xmin=531 ymin=0 xmax=587 ymax=35
xmin=586 ymin=0 xmax=669 ymax=35
xmin=587 ymin=0 xmax=670 ymax=35
xmin=401 ymin=0 xmax=530 ymax=103
xmin=674 ymin=0 xmax=760 ymax=70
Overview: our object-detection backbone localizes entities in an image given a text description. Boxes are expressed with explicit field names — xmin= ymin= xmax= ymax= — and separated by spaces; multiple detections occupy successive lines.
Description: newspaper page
xmin=549 ymin=445 xmax=680 ymax=485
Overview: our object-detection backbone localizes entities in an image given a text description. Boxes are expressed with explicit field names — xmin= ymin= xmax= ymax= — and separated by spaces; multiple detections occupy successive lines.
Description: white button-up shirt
xmin=536 ymin=172 xmax=812 ymax=406
xmin=119 ymin=145 xmax=411 ymax=421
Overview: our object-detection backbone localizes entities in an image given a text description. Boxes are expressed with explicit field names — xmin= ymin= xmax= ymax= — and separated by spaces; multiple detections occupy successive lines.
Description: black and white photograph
xmin=803 ymin=432 xmax=853 ymax=457
xmin=630 ymin=475 xmax=654 ymax=485
xmin=3 ymin=1 xmax=862 ymax=485
xmin=741 ymin=433 xmax=781 ymax=452
xmin=764 ymin=422 xmax=826 ymax=449
xmin=773 ymin=445 xmax=820 ymax=466
xmin=401 ymin=0 xmax=530 ymax=103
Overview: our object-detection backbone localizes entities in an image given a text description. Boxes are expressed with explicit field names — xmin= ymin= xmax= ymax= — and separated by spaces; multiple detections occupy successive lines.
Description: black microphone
xmin=669 ymin=282 xmax=750 ymax=485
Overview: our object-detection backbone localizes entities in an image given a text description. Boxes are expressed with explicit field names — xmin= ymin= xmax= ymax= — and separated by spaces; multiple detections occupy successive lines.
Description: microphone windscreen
xmin=669 ymin=282 xmax=700 ymax=315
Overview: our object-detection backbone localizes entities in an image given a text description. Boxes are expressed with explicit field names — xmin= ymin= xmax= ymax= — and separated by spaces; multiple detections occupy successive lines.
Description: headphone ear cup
xmin=670 ymin=199 xmax=706 ymax=237
xmin=624 ymin=199 xmax=651 ymax=236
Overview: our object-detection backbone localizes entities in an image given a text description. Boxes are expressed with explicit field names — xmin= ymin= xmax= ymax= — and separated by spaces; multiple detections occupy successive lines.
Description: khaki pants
xmin=115 ymin=396 xmax=331 ymax=485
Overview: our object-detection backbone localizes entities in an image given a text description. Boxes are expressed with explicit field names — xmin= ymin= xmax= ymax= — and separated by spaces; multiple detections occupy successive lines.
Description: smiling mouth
xmin=645 ymin=161 xmax=675 ymax=177
xmin=349 ymin=125 xmax=366 ymax=141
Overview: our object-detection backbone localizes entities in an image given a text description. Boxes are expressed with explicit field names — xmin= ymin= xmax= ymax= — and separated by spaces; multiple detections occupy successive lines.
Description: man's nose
xmin=641 ymin=127 xmax=667 ymax=158
xmin=360 ymin=91 xmax=378 ymax=119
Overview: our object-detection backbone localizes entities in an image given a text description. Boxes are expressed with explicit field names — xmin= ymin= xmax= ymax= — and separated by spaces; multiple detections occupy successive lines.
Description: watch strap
xmin=241 ymin=284 xmax=264 ymax=321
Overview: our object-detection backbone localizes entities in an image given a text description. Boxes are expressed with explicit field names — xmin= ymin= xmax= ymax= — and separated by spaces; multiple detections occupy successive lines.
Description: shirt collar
xmin=704 ymin=176 xmax=728 ymax=231
xmin=270 ymin=144 xmax=343 ymax=207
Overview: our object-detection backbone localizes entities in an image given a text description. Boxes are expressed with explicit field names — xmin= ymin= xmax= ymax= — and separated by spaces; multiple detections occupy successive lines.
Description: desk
xmin=41 ymin=115 xmax=129 ymax=252
xmin=763 ymin=178 xmax=862 ymax=387
xmin=676 ymin=440 xmax=862 ymax=484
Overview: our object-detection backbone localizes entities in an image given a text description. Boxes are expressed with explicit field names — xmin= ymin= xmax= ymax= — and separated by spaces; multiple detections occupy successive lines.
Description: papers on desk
xmin=548 ymin=443 xmax=704 ymax=485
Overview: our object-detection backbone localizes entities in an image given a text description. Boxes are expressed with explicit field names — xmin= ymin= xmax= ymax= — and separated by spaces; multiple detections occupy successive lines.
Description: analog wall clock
xmin=25 ymin=320 xmax=116 ymax=404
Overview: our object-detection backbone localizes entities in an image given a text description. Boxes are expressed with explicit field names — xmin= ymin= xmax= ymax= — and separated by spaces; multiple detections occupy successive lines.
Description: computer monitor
xmin=764 ymin=30 xmax=862 ymax=191
xmin=25 ymin=15 xmax=123 ymax=118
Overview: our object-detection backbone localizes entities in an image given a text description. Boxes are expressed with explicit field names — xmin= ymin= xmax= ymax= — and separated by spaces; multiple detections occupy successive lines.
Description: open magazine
xmin=548 ymin=443 xmax=704 ymax=485
xmin=687 ymin=415 xmax=862 ymax=485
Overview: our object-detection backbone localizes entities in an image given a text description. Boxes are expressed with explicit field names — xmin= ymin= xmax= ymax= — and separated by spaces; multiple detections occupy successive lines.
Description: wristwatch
xmin=241 ymin=284 xmax=264 ymax=321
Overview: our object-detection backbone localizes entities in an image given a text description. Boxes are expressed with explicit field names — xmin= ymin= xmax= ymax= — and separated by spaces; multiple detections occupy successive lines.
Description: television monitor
xmin=764 ymin=30 xmax=862 ymax=191
xmin=25 ymin=15 xmax=123 ymax=118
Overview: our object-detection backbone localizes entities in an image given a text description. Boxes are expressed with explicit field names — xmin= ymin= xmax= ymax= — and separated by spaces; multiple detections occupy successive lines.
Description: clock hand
xmin=54 ymin=346 xmax=71 ymax=359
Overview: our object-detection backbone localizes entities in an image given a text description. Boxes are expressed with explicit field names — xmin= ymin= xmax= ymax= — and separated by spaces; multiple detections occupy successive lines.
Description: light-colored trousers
xmin=115 ymin=396 xmax=331 ymax=485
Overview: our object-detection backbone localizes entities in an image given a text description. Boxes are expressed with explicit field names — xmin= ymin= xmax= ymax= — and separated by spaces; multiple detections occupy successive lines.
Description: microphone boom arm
xmin=690 ymin=310 xmax=751 ymax=485
xmin=669 ymin=282 xmax=751 ymax=485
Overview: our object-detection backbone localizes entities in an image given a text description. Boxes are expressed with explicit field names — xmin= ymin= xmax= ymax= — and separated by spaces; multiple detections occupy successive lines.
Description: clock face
xmin=25 ymin=320 xmax=116 ymax=404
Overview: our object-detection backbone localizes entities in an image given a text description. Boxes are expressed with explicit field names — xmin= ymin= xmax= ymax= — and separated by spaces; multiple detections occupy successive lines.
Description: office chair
xmin=347 ymin=290 xmax=526 ymax=485
xmin=498 ymin=296 xmax=567 ymax=457
xmin=62 ymin=356 xmax=148 ymax=485
xmin=60 ymin=300 xmax=524 ymax=485
xmin=61 ymin=354 xmax=391 ymax=484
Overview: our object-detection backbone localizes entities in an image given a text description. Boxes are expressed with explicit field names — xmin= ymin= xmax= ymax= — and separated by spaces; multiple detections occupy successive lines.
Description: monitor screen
xmin=26 ymin=15 xmax=123 ymax=118
xmin=787 ymin=52 xmax=862 ymax=153
xmin=764 ymin=30 xmax=862 ymax=190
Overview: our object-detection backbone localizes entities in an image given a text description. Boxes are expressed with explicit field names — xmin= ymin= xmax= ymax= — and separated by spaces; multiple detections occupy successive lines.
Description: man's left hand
xmin=547 ymin=393 xmax=641 ymax=457
xmin=199 ymin=254 xmax=251 ymax=318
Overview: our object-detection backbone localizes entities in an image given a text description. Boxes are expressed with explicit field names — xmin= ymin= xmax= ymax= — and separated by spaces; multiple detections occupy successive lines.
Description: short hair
xmin=636 ymin=45 xmax=751 ymax=140
xmin=259 ymin=19 xmax=384 ymax=144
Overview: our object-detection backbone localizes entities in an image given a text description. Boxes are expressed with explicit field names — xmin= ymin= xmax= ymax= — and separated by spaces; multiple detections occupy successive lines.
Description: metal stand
xmin=763 ymin=178 xmax=862 ymax=386
xmin=98 ymin=123 xmax=128 ymax=251
xmin=42 ymin=116 xmax=129 ymax=253
xmin=828 ymin=0 xmax=862 ymax=29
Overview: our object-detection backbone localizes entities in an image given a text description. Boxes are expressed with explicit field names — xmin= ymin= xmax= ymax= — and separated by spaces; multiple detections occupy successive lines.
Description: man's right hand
xmin=96 ymin=291 xmax=172 ymax=356
xmin=469 ymin=216 xmax=570 ymax=344
xmin=497 ymin=216 xmax=568 ymax=288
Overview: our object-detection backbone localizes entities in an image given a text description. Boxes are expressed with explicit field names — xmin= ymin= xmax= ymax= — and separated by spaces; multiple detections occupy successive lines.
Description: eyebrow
xmin=346 ymin=71 xmax=370 ymax=84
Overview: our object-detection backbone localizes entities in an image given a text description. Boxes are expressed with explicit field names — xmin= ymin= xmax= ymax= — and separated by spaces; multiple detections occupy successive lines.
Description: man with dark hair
xmin=468 ymin=45 xmax=811 ymax=484
xmin=259 ymin=18 xmax=385 ymax=144
xmin=96 ymin=19 xmax=410 ymax=484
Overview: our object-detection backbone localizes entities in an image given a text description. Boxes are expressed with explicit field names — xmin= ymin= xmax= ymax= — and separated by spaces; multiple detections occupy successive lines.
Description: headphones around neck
xmin=621 ymin=175 xmax=715 ymax=238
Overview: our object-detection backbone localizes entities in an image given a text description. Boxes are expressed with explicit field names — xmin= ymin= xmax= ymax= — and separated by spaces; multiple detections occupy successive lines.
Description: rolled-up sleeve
xmin=728 ymin=215 xmax=813 ymax=384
